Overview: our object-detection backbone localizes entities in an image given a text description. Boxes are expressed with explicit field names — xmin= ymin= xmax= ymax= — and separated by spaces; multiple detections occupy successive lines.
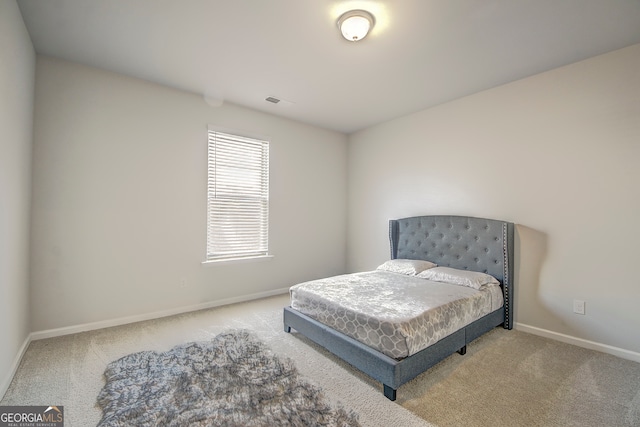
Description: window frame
xmin=204 ymin=126 xmax=270 ymax=263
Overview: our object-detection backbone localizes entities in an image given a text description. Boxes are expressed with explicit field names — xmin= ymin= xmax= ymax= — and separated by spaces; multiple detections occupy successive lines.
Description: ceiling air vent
xmin=265 ymin=96 xmax=280 ymax=104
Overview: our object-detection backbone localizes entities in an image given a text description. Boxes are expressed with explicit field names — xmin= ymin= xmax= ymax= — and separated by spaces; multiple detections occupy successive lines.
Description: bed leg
xmin=383 ymin=385 xmax=397 ymax=401
xmin=284 ymin=325 xmax=291 ymax=333
xmin=457 ymin=345 xmax=467 ymax=355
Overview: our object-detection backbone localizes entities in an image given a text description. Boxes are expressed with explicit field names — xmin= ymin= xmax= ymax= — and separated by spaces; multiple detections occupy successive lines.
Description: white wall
xmin=0 ymin=0 xmax=35 ymax=395
xmin=348 ymin=44 xmax=640 ymax=355
xmin=30 ymin=56 xmax=347 ymax=332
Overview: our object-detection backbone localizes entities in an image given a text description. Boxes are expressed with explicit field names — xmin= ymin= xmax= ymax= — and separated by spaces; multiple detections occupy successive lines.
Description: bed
xmin=283 ymin=215 xmax=514 ymax=401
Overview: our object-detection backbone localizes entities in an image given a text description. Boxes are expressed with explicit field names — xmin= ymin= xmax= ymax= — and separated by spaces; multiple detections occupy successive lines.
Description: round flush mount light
xmin=337 ymin=9 xmax=375 ymax=41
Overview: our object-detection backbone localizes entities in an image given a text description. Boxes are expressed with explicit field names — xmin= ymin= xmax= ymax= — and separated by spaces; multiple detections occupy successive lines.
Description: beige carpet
xmin=2 ymin=294 xmax=639 ymax=427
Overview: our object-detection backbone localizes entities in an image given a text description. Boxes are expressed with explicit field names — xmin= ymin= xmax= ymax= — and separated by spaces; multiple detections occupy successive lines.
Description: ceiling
xmin=17 ymin=0 xmax=640 ymax=134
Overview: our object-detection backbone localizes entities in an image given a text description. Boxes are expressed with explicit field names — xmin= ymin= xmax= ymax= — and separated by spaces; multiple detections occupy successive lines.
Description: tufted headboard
xmin=389 ymin=215 xmax=514 ymax=329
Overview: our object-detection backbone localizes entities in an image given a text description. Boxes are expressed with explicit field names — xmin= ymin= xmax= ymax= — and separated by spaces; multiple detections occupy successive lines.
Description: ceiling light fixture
xmin=337 ymin=9 xmax=375 ymax=42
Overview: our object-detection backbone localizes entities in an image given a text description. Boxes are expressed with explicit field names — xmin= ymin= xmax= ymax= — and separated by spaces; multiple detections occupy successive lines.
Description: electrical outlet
xmin=573 ymin=299 xmax=585 ymax=315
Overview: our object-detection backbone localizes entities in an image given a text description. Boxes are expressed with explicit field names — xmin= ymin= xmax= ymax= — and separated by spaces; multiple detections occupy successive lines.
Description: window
xmin=206 ymin=127 xmax=269 ymax=261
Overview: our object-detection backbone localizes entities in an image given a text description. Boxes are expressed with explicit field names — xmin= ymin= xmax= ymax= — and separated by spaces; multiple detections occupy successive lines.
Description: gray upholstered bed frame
xmin=283 ymin=215 xmax=514 ymax=401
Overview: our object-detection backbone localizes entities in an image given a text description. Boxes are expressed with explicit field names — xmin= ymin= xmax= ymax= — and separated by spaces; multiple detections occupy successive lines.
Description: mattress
xmin=289 ymin=270 xmax=504 ymax=359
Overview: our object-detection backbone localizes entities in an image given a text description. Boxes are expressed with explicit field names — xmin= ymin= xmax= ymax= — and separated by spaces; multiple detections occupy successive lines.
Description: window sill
xmin=201 ymin=254 xmax=274 ymax=266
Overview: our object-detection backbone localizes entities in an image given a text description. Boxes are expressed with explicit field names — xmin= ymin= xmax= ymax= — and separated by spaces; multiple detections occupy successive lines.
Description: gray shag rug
xmin=97 ymin=329 xmax=360 ymax=426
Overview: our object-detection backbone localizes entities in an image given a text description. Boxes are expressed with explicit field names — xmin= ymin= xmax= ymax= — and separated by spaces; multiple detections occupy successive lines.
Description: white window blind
xmin=207 ymin=129 xmax=269 ymax=261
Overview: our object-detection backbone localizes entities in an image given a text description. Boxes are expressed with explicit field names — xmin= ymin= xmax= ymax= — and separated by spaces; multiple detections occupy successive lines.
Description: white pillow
xmin=376 ymin=259 xmax=437 ymax=276
xmin=416 ymin=266 xmax=500 ymax=289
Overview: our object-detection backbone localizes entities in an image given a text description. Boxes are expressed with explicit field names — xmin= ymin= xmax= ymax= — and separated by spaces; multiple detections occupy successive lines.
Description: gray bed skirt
xmin=284 ymin=305 xmax=505 ymax=400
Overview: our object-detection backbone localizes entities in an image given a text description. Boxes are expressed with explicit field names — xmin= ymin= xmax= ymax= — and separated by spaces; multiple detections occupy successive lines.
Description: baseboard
xmin=31 ymin=288 xmax=290 ymax=341
xmin=0 ymin=333 xmax=33 ymax=401
xmin=515 ymin=323 xmax=640 ymax=363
